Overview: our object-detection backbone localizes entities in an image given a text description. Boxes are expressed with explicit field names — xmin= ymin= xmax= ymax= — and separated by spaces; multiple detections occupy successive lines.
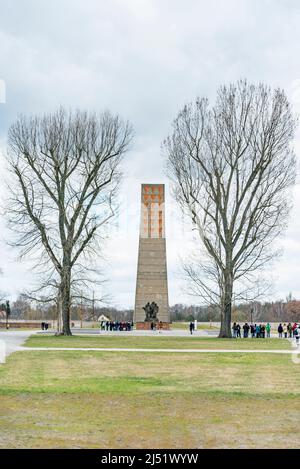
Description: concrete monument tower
xmin=134 ymin=184 xmax=170 ymax=329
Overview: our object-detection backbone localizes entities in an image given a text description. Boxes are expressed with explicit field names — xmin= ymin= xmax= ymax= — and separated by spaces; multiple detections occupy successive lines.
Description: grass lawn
xmin=0 ymin=348 xmax=299 ymax=448
xmin=171 ymin=322 xmax=219 ymax=330
xmin=25 ymin=334 xmax=291 ymax=350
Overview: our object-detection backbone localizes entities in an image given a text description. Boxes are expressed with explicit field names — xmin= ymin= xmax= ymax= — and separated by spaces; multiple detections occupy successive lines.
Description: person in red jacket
xmin=292 ymin=323 xmax=298 ymax=337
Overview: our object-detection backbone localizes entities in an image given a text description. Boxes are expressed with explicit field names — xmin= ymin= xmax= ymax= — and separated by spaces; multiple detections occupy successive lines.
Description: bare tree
xmin=6 ymin=108 xmax=133 ymax=335
xmin=163 ymin=80 xmax=296 ymax=337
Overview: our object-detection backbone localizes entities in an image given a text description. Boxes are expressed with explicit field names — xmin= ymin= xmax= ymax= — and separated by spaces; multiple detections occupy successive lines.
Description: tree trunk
xmin=56 ymin=296 xmax=63 ymax=335
xmin=219 ymin=271 xmax=233 ymax=338
xmin=60 ymin=263 xmax=72 ymax=336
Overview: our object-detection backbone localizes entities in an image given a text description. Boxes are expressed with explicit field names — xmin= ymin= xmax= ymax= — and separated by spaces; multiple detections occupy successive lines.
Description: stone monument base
xmin=135 ymin=322 xmax=170 ymax=330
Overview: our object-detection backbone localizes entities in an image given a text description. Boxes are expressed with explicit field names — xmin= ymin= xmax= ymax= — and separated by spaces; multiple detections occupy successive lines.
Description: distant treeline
xmin=6 ymin=296 xmax=134 ymax=322
xmin=170 ymin=300 xmax=300 ymax=323
xmin=5 ymin=295 xmax=300 ymax=323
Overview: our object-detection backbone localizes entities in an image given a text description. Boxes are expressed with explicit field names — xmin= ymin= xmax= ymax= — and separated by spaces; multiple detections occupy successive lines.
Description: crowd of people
xmin=99 ymin=320 xmax=133 ymax=331
xmin=188 ymin=320 xmax=300 ymax=339
xmin=100 ymin=320 xmax=165 ymax=332
xmin=232 ymin=321 xmax=299 ymax=339
xmin=277 ymin=322 xmax=299 ymax=338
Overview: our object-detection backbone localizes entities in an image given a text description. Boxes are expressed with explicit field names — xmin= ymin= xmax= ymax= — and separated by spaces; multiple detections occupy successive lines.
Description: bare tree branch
xmin=5 ymin=108 xmax=133 ymax=335
xmin=163 ymin=79 xmax=297 ymax=337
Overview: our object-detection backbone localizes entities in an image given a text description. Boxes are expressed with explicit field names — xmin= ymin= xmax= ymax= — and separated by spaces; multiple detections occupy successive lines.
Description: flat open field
xmin=25 ymin=335 xmax=291 ymax=350
xmin=0 ymin=339 xmax=299 ymax=448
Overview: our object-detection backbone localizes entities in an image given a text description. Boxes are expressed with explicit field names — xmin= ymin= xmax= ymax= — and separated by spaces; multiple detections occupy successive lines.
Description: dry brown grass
xmin=0 ymin=350 xmax=299 ymax=448
xmin=1 ymin=394 xmax=299 ymax=449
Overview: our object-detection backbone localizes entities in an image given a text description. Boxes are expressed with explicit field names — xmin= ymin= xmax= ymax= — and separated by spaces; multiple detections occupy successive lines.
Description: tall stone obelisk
xmin=134 ymin=184 xmax=170 ymax=329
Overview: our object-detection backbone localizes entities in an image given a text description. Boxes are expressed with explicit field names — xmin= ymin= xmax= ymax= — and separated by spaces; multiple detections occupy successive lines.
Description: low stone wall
xmin=136 ymin=322 xmax=170 ymax=330
xmin=0 ymin=322 xmax=51 ymax=329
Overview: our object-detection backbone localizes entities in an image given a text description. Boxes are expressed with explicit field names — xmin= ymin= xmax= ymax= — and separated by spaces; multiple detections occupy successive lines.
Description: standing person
xmin=287 ymin=322 xmax=292 ymax=338
xmin=256 ymin=324 xmax=260 ymax=338
xmin=158 ymin=321 xmax=163 ymax=333
xmin=265 ymin=322 xmax=271 ymax=338
xmin=250 ymin=323 xmax=255 ymax=338
xmin=243 ymin=323 xmax=250 ymax=338
xmin=236 ymin=323 xmax=241 ymax=338
xmin=295 ymin=325 xmax=300 ymax=346
xmin=283 ymin=323 xmax=288 ymax=339
xmin=278 ymin=323 xmax=283 ymax=338
xmin=258 ymin=324 xmax=262 ymax=338
xmin=292 ymin=323 xmax=298 ymax=337
xmin=189 ymin=321 xmax=194 ymax=335
xmin=151 ymin=321 xmax=154 ymax=331
xmin=232 ymin=322 xmax=237 ymax=338
xmin=261 ymin=324 xmax=265 ymax=338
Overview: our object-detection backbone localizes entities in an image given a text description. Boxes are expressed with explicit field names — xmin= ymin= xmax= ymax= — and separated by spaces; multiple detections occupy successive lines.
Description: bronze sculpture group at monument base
xmin=135 ymin=301 xmax=170 ymax=330
xmin=143 ymin=301 xmax=159 ymax=322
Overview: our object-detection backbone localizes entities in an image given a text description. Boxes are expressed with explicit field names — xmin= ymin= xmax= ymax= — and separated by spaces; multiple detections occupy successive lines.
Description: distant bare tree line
xmin=171 ymin=300 xmax=300 ymax=323
xmin=7 ymin=295 xmax=300 ymax=324
xmin=7 ymin=294 xmax=134 ymax=322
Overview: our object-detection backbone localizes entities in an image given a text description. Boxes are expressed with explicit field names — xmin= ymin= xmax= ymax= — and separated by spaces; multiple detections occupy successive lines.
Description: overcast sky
xmin=1 ymin=0 xmax=300 ymax=308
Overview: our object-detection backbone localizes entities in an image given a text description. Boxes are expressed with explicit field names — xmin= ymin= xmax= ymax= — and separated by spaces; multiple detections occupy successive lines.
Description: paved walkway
xmin=19 ymin=346 xmax=300 ymax=354
xmin=0 ymin=330 xmax=38 ymax=361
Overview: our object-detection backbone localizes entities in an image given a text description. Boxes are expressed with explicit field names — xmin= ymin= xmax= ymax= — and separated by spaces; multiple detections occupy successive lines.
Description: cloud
xmin=1 ymin=0 xmax=300 ymax=306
